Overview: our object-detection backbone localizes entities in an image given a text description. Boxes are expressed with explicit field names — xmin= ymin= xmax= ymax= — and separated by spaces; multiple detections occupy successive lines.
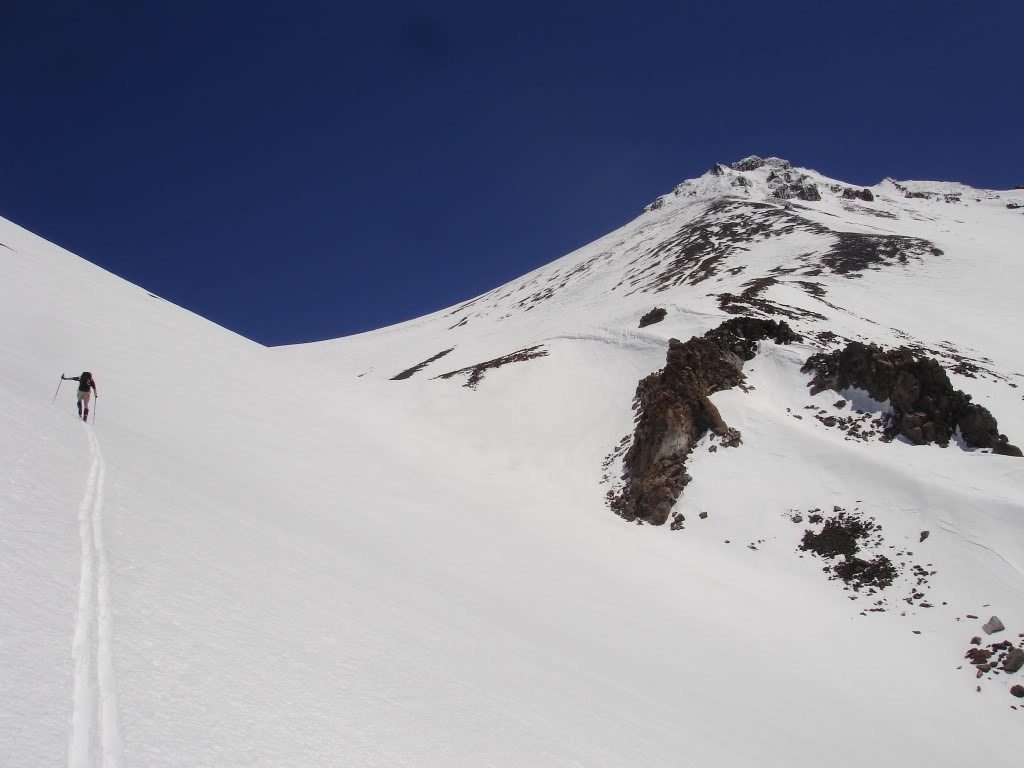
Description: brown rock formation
xmin=802 ymin=342 xmax=1021 ymax=455
xmin=610 ymin=318 xmax=801 ymax=525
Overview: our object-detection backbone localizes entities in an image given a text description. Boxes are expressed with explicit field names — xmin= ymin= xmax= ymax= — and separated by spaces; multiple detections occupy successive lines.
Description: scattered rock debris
xmin=790 ymin=507 xmax=942 ymax=611
xmin=797 ymin=508 xmax=898 ymax=593
xmin=964 ymin=633 xmax=1024 ymax=686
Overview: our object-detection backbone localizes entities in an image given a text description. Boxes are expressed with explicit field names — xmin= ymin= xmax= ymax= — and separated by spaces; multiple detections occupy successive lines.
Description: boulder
xmin=983 ymin=616 xmax=1006 ymax=635
xmin=1003 ymin=648 xmax=1024 ymax=673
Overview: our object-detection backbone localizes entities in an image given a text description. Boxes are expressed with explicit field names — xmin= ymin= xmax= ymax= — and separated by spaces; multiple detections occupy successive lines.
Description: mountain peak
xmin=728 ymin=155 xmax=793 ymax=172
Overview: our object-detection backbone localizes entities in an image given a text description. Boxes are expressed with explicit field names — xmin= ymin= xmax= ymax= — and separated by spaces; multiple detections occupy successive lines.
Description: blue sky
xmin=2 ymin=1 xmax=1022 ymax=345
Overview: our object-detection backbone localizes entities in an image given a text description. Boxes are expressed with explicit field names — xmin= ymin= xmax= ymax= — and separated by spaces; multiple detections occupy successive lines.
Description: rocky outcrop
xmin=609 ymin=337 xmax=742 ymax=525
xmin=730 ymin=155 xmax=792 ymax=172
xmin=802 ymin=342 xmax=1022 ymax=455
xmin=609 ymin=318 xmax=802 ymax=525
xmin=705 ymin=317 xmax=802 ymax=360
xmin=842 ymin=187 xmax=875 ymax=202
xmin=766 ymin=169 xmax=821 ymax=201
xmin=638 ymin=307 xmax=668 ymax=328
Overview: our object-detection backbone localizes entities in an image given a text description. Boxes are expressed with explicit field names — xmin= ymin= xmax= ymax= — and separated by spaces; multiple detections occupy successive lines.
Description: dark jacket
xmin=69 ymin=372 xmax=98 ymax=394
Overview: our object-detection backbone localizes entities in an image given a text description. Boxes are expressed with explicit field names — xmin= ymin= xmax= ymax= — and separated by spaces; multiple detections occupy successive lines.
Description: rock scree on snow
xmin=609 ymin=318 xmax=801 ymax=525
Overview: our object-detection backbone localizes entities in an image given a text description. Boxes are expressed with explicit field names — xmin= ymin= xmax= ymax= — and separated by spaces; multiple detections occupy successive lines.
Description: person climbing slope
xmin=62 ymin=371 xmax=98 ymax=421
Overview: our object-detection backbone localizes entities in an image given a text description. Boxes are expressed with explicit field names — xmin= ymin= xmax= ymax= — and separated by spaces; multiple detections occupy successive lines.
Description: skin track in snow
xmin=68 ymin=426 xmax=121 ymax=768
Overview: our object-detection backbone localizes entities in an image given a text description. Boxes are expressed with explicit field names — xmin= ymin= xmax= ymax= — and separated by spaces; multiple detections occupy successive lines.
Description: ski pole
xmin=92 ymin=395 xmax=98 ymax=425
xmin=52 ymin=374 xmax=65 ymax=404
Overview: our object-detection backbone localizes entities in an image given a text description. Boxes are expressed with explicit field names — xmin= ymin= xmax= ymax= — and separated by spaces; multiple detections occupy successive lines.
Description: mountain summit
xmin=3 ymin=157 xmax=1024 ymax=766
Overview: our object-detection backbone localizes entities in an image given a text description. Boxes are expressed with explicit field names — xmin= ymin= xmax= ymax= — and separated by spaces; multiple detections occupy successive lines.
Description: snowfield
xmin=2 ymin=159 xmax=1024 ymax=766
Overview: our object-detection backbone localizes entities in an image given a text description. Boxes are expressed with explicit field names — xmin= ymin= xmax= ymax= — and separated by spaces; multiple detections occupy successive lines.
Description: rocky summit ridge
xmin=645 ymin=154 xmax=1018 ymax=212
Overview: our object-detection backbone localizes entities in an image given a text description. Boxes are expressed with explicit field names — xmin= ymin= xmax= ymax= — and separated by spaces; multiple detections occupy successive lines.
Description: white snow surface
xmin=3 ymin=160 xmax=1024 ymax=767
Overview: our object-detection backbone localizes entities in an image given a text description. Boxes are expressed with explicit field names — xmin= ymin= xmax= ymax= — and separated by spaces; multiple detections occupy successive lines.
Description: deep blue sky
xmin=2 ymin=1 xmax=1022 ymax=345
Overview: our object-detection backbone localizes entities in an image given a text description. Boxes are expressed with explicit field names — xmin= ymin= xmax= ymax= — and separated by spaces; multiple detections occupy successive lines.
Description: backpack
xmin=79 ymin=372 xmax=93 ymax=390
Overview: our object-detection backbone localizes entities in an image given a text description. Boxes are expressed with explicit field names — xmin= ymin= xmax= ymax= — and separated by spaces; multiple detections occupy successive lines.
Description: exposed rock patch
xmin=798 ymin=510 xmax=898 ymax=591
xmin=818 ymin=233 xmax=942 ymax=275
xmin=704 ymin=317 xmax=802 ymax=360
xmin=791 ymin=507 xmax=941 ymax=608
xmin=638 ymin=307 xmax=668 ymax=328
xmin=717 ymin=276 xmax=827 ymax=321
xmin=729 ymin=155 xmax=792 ymax=172
xmin=435 ymin=346 xmax=549 ymax=389
xmin=607 ymin=318 xmax=800 ymax=525
xmin=802 ymin=342 xmax=1022 ymax=454
xmin=842 ymin=187 xmax=875 ymax=202
xmin=391 ymin=347 xmax=455 ymax=380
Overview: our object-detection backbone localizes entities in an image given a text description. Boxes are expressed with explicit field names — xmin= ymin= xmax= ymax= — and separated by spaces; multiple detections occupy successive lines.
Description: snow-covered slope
xmin=3 ymin=157 xmax=1024 ymax=767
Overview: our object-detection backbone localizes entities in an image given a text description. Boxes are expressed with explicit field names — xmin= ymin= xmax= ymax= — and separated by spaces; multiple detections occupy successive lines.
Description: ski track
xmin=68 ymin=425 xmax=121 ymax=768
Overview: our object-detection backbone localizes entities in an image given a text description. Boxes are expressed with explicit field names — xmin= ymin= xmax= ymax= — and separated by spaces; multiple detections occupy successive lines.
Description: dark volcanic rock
xmin=1011 ymin=685 xmax=1024 ymax=698
xmin=842 ymin=187 xmax=875 ymax=202
xmin=609 ymin=336 xmax=743 ymax=525
xmin=703 ymin=317 xmax=802 ymax=361
xmin=800 ymin=513 xmax=872 ymax=559
xmin=639 ymin=307 xmax=668 ymax=328
xmin=435 ymin=346 xmax=548 ymax=389
xmin=730 ymin=156 xmax=766 ymax=172
xmin=1003 ymin=648 xmax=1024 ymax=673
xmin=608 ymin=317 xmax=813 ymax=525
xmin=797 ymin=183 xmax=821 ymax=201
xmin=819 ymin=233 xmax=942 ymax=274
xmin=802 ymin=342 xmax=1019 ymax=452
xmin=832 ymin=554 xmax=898 ymax=590
xmin=391 ymin=347 xmax=455 ymax=380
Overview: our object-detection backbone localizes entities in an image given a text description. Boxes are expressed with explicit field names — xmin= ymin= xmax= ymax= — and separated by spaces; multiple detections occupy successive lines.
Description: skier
xmin=62 ymin=371 xmax=98 ymax=421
